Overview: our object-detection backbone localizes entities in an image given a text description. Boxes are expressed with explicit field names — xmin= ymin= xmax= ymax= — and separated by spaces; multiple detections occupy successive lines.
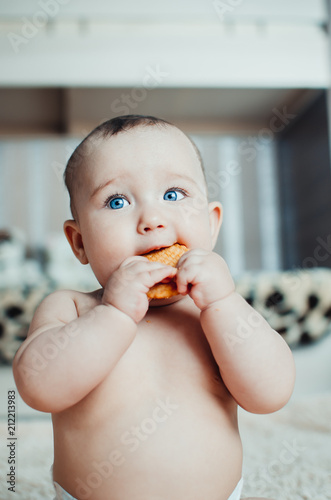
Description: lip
xmin=140 ymin=243 xmax=176 ymax=256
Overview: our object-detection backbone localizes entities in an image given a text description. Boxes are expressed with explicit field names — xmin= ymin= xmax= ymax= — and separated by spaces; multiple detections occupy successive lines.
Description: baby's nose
xmin=137 ymin=208 xmax=166 ymax=234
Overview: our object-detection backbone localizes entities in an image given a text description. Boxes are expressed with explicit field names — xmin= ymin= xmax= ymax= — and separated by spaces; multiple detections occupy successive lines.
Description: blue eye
xmin=164 ymin=189 xmax=185 ymax=202
xmin=107 ymin=196 xmax=129 ymax=210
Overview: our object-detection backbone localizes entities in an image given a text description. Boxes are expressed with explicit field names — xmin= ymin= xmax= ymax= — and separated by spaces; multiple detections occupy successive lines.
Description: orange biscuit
xmin=144 ymin=244 xmax=188 ymax=299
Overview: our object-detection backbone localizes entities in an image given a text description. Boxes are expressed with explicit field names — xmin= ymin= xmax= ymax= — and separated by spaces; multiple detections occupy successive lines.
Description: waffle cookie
xmin=144 ymin=244 xmax=188 ymax=299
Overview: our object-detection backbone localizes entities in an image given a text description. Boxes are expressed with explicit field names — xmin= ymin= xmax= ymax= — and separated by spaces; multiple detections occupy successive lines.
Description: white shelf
xmin=0 ymin=0 xmax=329 ymax=88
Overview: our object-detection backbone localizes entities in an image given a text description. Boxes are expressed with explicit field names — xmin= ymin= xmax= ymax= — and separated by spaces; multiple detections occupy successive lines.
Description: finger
xmin=177 ymin=248 xmax=207 ymax=262
xmin=120 ymin=255 xmax=177 ymax=271
xmin=122 ymin=259 xmax=175 ymax=275
xmin=144 ymin=266 xmax=177 ymax=289
xmin=112 ymin=261 xmax=175 ymax=294
xmin=120 ymin=255 xmax=150 ymax=267
xmin=175 ymin=268 xmax=191 ymax=295
xmin=176 ymin=252 xmax=206 ymax=269
xmin=176 ymin=264 xmax=200 ymax=295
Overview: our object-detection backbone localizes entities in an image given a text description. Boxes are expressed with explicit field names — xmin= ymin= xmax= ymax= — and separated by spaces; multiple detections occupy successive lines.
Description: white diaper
xmin=228 ymin=477 xmax=243 ymax=500
xmin=53 ymin=481 xmax=78 ymax=500
xmin=53 ymin=477 xmax=244 ymax=500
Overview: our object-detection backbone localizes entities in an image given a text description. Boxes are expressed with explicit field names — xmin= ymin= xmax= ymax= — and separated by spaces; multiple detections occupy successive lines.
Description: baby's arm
xmin=200 ymin=292 xmax=295 ymax=413
xmin=13 ymin=257 xmax=175 ymax=413
xmin=13 ymin=291 xmax=137 ymax=413
xmin=176 ymin=250 xmax=295 ymax=414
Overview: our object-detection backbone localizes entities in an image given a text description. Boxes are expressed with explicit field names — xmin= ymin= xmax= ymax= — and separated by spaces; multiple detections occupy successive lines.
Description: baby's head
xmin=63 ymin=115 xmax=222 ymax=287
xmin=64 ymin=115 xmax=204 ymax=222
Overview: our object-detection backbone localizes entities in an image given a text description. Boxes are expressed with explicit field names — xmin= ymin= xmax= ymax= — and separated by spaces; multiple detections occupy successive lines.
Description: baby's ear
xmin=63 ymin=220 xmax=89 ymax=265
xmin=208 ymin=201 xmax=223 ymax=249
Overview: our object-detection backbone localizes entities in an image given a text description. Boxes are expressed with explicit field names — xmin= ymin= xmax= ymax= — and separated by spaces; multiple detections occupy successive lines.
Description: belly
xmin=53 ymin=387 xmax=242 ymax=500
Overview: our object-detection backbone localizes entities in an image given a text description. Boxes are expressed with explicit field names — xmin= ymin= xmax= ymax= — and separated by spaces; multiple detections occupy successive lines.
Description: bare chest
xmin=89 ymin=300 xmax=230 ymax=416
xmin=64 ymin=295 xmax=234 ymax=426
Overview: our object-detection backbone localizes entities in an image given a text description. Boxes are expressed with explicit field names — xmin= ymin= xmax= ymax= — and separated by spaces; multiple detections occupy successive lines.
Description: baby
xmin=13 ymin=115 xmax=295 ymax=500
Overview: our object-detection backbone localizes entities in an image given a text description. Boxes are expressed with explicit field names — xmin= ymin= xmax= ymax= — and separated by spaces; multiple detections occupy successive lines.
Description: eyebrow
xmin=170 ymin=173 xmax=198 ymax=184
xmin=168 ymin=173 xmax=206 ymax=194
xmin=90 ymin=178 xmax=116 ymax=199
xmin=163 ymin=172 xmax=203 ymax=190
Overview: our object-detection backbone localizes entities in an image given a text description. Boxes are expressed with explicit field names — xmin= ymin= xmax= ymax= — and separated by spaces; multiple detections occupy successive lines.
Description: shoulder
xmin=27 ymin=288 xmax=102 ymax=337
xmin=36 ymin=288 xmax=101 ymax=310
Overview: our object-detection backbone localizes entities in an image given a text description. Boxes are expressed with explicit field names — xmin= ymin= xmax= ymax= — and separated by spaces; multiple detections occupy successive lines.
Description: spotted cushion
xmin=235 ymin=268 xmax=331 ymax=347
xmin=0 ymin=284 xmax=51 ymax=364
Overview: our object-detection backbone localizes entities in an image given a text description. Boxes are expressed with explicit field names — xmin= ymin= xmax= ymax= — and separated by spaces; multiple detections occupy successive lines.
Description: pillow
xmin=235 ymin=268 xmax=331 ymax=348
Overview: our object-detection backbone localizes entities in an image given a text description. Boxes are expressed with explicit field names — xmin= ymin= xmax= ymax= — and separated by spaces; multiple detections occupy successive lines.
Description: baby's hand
xmin=102 ymin=257 xmax=177 ymax=323
xmin=176 ymin=249 xmax=235 ymax=310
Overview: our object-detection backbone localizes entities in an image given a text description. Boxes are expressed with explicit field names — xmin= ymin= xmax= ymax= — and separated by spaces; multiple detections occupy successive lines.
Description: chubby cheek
xmin=81 ymin=220 xmax=133 ymax=286
xmin=181 ymin=209 xmax=215 ymax=251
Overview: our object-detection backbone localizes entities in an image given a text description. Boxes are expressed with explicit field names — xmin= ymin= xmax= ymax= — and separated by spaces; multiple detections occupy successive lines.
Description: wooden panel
xmin=278 ymin=91 xmax=331 ymax=269
xmin=0 ymin=88 xmax=65 ymax=133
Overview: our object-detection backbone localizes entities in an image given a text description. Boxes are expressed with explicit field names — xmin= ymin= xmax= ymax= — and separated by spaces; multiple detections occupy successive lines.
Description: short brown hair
xmin=64 ymin=114 xmax=204 ymax=219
